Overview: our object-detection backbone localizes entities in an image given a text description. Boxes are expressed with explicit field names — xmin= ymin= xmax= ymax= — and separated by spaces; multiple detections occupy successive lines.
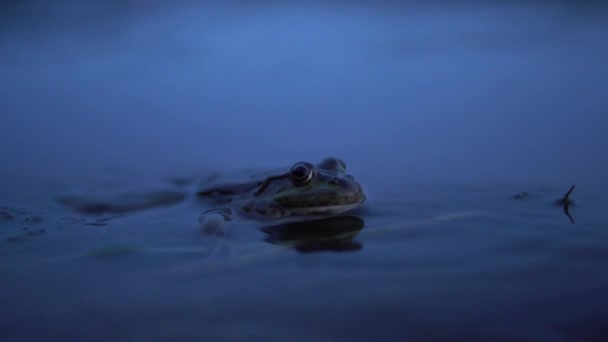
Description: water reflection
xmin=261 ymin=215 xmax=364 ymax=253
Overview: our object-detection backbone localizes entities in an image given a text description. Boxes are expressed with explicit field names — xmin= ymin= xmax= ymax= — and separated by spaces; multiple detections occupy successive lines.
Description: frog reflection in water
xmin=197 ymin=157 xmax=366 ymax=220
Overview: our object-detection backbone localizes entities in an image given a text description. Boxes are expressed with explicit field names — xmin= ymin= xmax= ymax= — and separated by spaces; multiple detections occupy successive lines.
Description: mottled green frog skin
xmin=197 ymin=157 xmax=366 ymax=218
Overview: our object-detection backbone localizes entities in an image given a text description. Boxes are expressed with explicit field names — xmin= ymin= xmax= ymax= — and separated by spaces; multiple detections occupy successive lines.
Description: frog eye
xmin=289 ymin=162 xmax=314 ymax=186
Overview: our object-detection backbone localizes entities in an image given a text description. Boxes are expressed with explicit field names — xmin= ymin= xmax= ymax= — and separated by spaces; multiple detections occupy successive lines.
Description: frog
xmin=58 ymin=157 xmax=367 ymax=237
xmin=196 ymin=157 xmax=366 ymax=222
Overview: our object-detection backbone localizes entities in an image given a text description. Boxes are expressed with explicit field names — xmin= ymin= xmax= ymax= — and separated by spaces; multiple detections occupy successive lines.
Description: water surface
xmin=1 ymin=1 xmax=607 ymax=340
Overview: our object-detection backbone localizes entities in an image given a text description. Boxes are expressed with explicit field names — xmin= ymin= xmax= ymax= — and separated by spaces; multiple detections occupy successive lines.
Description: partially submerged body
xmin=197 ymin=157 xmax=366 ymax=219
xmin=59 ymin=157 xmax=367 ymax=230
xmin=196 ymin=157 xmax=366 ymax=233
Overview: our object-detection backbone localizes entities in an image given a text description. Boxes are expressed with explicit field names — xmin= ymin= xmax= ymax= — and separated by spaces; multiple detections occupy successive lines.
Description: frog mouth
xmin=283 ymin=193 xmax=366 ymax=216
xmin=286 ymin=203 xmax=360 ymax=216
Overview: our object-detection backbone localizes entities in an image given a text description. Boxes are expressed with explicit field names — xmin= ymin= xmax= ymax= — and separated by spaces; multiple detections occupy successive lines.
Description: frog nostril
xmin=329 ymin=178 xmax=339 ymax=185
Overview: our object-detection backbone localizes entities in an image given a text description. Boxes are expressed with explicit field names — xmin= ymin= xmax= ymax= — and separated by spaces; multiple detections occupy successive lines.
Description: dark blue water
xmin=1 ymin=1 xmax=608 ymax=340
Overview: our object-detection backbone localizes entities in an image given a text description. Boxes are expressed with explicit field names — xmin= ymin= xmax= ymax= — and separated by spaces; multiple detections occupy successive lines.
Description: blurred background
xmin=1 ymin=0 xmax=607 ymax=199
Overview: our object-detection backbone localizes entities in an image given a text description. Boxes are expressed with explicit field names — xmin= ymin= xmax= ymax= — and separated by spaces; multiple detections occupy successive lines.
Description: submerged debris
xmin=512 ymin=192 xmax=531 ymax=200
xmin=555 ymin=184 xmax=575 ymax=206
xmin=556 ymin=184 xmax=575 ymax=224
xmin=0 ymin=206 xmax=16 ymax=221
xmin=512 ymin=185 xmax=576 ymax=224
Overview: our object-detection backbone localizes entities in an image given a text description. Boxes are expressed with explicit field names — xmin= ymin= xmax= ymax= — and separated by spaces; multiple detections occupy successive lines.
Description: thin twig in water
xmin=560 ymin=184 xmax=575 ymax=224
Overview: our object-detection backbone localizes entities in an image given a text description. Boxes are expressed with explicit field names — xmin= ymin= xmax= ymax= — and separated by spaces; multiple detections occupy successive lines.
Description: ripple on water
xmin=58 ymin=189 xmax=187 ymax=215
